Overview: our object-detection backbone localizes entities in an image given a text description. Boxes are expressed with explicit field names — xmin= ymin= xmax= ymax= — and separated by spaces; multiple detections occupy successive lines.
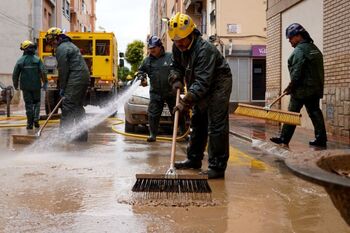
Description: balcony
xmin=70 ymin=7 xmax=77 ymax=14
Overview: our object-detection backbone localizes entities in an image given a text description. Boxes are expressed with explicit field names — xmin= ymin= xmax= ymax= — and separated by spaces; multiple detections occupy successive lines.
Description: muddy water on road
xmin=0 ymin=123 xmax=349 ymax=232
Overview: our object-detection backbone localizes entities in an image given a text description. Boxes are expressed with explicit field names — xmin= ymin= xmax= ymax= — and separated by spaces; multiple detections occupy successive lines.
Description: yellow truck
xmin=38 ymin=31 xmax=118 ymax=113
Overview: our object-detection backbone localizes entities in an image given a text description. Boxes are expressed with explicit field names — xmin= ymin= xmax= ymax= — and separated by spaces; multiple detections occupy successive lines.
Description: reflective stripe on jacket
xmin=12 ymin=54 xmax=47 ymax=91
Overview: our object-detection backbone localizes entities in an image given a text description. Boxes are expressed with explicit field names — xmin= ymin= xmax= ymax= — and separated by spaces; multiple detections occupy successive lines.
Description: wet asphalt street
xmin=0 ymin=115 xmax=349 ymax=233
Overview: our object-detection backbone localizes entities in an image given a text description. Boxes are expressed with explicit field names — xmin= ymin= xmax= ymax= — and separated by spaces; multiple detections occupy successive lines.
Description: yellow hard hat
xmin=168 ymin=12 xmax=196 ymax=40
xmin=20 ymin=40 xmax=34 ymax=50
xmin=45 ymin=27 xmax=63 ymax=41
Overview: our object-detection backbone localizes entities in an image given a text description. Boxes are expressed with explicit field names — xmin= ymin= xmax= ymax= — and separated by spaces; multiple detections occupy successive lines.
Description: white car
xmin=124 ymin=78 xmax=172 ymax=133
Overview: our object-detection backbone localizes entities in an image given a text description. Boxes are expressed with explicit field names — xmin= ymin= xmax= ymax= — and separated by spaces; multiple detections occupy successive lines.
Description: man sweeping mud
xmin=270 ymin=23 xmax=327 ymax=147
xmin=167 ymin=13 xmax=232 ymax=179
xmin=45 ymin=27 xmax=90 ymax=142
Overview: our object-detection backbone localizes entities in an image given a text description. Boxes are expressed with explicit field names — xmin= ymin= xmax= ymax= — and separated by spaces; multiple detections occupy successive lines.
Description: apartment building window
xmin=66 ymin=1 xmax=70 ymax=16
xmin=48 ymin=12 xmax=53 ymax=27
xmin=210 ymin=10 xmax=216 ymax=25
xmin=82 ymin=0 xmax=87 ymax=14
xmin=62 ymin=0 xmax=70 ymax=20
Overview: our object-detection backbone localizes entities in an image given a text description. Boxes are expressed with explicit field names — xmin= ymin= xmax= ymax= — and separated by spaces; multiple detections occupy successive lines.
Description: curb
xmin=229 ymin=130 xmax=252 ymax=142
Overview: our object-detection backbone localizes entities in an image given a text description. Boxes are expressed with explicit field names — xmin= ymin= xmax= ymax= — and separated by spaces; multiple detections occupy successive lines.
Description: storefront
xmin=226 ymin=44 xmax=266 ymax=104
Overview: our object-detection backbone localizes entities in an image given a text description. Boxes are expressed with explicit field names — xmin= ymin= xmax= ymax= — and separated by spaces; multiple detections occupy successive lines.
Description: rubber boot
xmin=147 ymin=116 xmax=159 ymax=142
xmin=34 ymin=121 xmax=40 ymax=128
xmin=33 ymin=101 xmax=41 ymax=128
xmin=26 ymin=123 xmax=33 ymax=130
xmin=208 ymin=132 xmax=229 ymax=172
xmin=309 ymin=109 xmax=327 ymax=147
xmin=26 ymin=116 xmax=33 ymax=130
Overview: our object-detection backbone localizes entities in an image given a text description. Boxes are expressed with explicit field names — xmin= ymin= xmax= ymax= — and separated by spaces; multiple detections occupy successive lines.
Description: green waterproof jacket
xmin=12 ymin=53 xmax=47 ymax=91
xmin=288 ymin=40 xmax=324 ymax=99
xmin=170 ymin=33 xmax=232 ymax=106
xmin=55 ymin=37 xmax=90 ymax=90
xmin=139 ymin=50 xmax=173 ymax=97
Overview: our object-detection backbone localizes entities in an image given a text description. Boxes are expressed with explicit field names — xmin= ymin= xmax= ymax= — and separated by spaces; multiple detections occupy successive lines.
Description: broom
xmin=132 ymin=89 xmax=211 ymax=197
xmin=234 ymin=93 xmax=301 ymax=125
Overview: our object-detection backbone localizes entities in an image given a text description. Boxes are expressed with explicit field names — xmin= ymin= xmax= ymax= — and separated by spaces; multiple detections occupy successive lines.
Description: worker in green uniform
xmin=12 ymin=40 xmax=47 ymax=129
xmin=137 ymin=36 xmax=185 ymax=142
xmin=270 ymin=23 xmax=327 ymax=147
xmin=167 ymin=13 xmax=232 ymax=179
xmin=45 ymin=27 xmax=90 ymax=142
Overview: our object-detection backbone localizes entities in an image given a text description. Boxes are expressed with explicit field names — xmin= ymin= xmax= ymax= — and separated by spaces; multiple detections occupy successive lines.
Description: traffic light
xmin=119 ymin=59 xmax=124 ymax=67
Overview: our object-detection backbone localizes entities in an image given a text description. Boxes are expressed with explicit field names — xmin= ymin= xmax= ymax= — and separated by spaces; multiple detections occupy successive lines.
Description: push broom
xmin=12 ymin=97 xmax=64 ymax=144
xmin=234 ymin=93 xmax=301 ymax=125
xmin=132 ymin=89 xmax=211 ymax=198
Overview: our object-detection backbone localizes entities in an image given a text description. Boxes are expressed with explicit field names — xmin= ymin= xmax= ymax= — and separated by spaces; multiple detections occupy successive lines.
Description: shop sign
xmin=252 ymin=45 xmax=266 ymax=57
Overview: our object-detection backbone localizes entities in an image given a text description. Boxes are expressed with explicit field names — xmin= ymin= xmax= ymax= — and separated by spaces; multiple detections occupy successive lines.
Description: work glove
xmin=171 ymin=80 xmax=184 ymax=95
xmin=140 ymin=77 xmax=148 ymax=87
xmin=168 ymin=72 xmax=181 ymax=84
xmin=136 ymin=72 xmax=146 ymax=81
xmin=42 ymin=82 xmax=48 ymax=91
xmin=283 ymin=82 xmax=295 ymax=95
xmin=173 ymin=92 xmax=195 ymax=114
xmin=59 ymin=89 xmax=65 ymax=97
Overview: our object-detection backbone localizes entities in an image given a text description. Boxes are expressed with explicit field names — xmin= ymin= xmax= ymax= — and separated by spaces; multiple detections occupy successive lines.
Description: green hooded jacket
xmin=170 ymin=32 xmax=232 ymax=106
xmin=12 ymin=53 xmax=47 ymax=91
xmin=55 ymin=37 xmax=90 ymax=90
xmin=288 ymin=41 xmax=324 ymax=99
xmin=139 ymin=50 xmax=173 ymax=97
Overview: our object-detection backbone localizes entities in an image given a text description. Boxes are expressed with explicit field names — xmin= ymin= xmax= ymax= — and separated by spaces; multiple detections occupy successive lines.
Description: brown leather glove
xmin=173 ymin=92 xmax=195 ymax=114
xmin=168 ymin=72 xmax=179 ymax=85
xmin=172 ymin=81 xmax=184 ymax=94
xmin=140 ymin=77 xmax=148 ymax=87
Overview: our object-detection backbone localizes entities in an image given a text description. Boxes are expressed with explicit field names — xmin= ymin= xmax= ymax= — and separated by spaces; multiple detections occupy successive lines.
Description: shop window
xmin=252 ymin=59 xmax=266 ymax=101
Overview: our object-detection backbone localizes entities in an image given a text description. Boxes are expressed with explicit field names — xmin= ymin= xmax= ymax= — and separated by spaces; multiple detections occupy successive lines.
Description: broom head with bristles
xmin=132 ymin=173 xmax=212 ymax=193
xmin=235 ymin=104 xmax=269 ymax=120
xmin=12 ymin=134 xmax=39 ymax=144
xmin=265 ymin=109 xmax=301 ymax=125
xmin=234 ymin=103 xmax=301 ymax=125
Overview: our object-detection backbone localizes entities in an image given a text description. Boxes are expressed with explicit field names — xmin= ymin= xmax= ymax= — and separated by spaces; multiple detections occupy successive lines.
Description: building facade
xmin=70 ymin=0 xmax=96 ymax=32
xmin=0 ymin=0 xmax=37 ymax=87
xmin=266 ymin=0 xmax=350 ymax=137
xmin=0 ymin=0 xmax=96 ymax=88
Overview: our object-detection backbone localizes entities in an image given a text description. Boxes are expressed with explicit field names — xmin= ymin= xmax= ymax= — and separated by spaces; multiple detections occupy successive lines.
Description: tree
xmin=125 ymin=40 xmax=144 ymax=73
xmin=118 ymin=66 xmax=130 ymax=81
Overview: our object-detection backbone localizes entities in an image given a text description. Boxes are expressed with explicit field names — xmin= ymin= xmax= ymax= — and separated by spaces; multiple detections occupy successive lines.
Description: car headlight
xmin=128 ymin=96 xmax=149 ymax=105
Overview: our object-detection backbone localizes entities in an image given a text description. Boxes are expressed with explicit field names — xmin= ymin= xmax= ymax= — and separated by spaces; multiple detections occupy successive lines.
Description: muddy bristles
xmin=132 ymin=178 xmax=212 ymax=194
xmin=131 ymin=192 xmax=213 ymax=205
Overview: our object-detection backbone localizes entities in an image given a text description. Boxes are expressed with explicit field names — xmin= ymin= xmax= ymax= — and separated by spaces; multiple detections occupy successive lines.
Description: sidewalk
xmin=229 ymin=114 xmax=350 ymax=153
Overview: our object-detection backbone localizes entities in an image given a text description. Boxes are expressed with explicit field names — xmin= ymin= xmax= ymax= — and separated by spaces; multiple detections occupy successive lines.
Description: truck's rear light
xmin=97 ymin=80 xmax=110 ymax=84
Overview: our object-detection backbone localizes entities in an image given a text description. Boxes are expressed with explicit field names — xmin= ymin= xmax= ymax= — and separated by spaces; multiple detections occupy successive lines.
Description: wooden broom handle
xmin=37 ymin=97 xmax=64 ymax=136
xmin=268 ymin=92 xmax=287 ymax=107
xmin=169 ymin=88 xmax=180 ymax=169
